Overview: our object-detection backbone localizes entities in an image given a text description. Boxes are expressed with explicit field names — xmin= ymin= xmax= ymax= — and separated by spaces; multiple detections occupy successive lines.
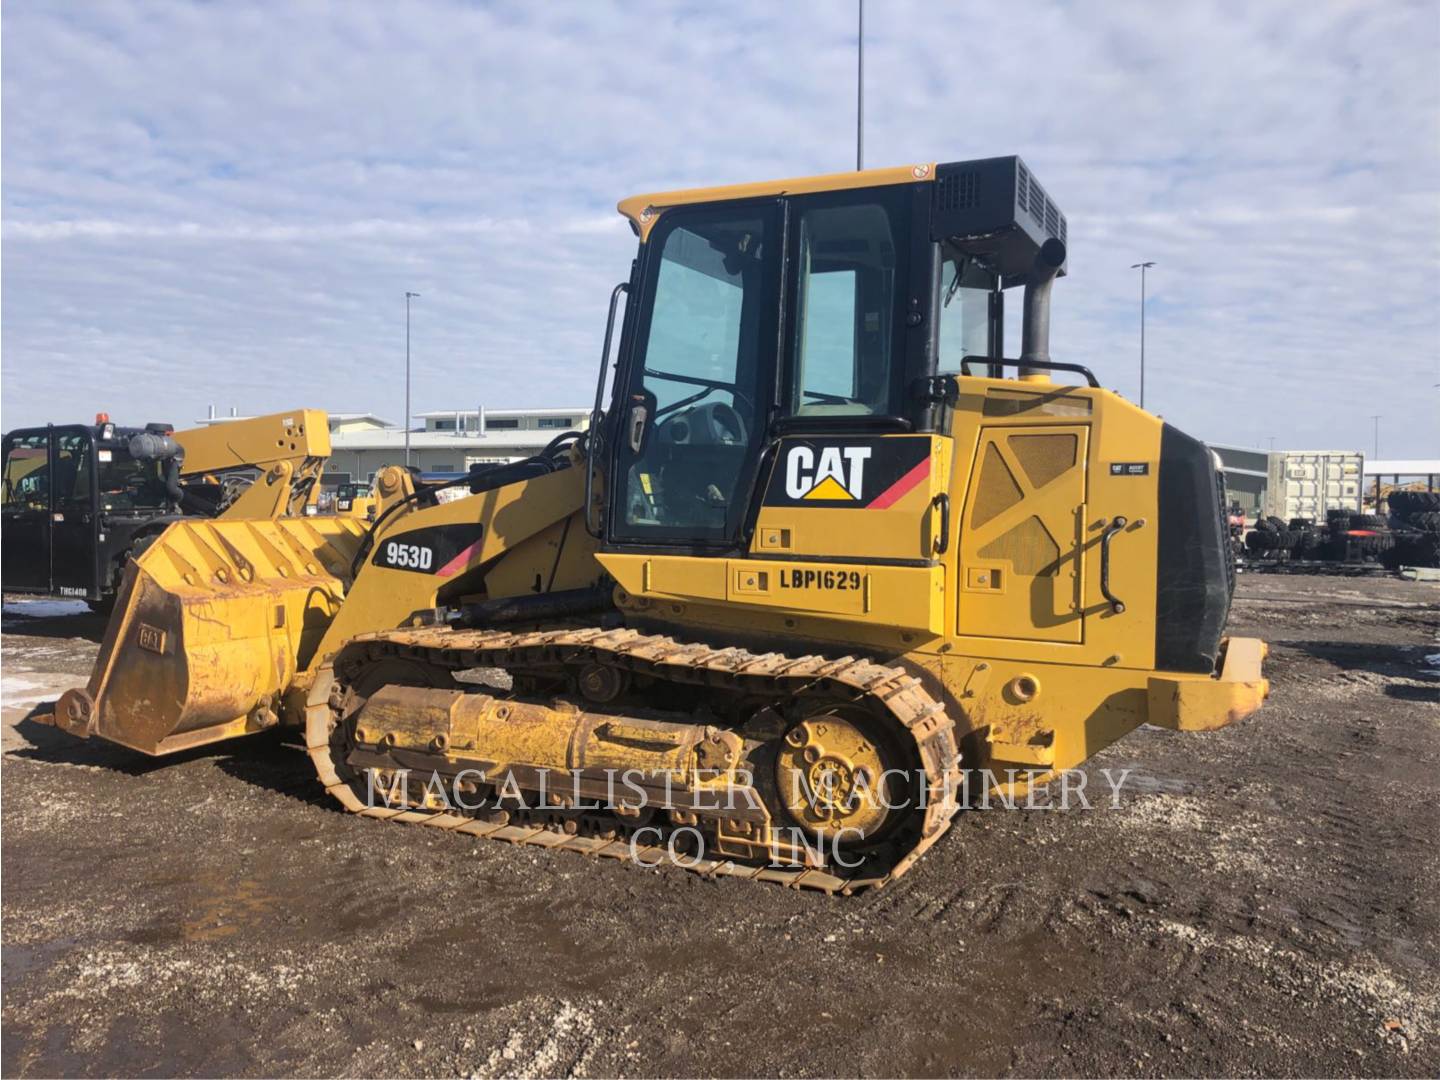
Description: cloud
xmin=2 ymin=0 xmax=1437 ymax=457
xmin=4 ymin=215 xmax=618 ymax=240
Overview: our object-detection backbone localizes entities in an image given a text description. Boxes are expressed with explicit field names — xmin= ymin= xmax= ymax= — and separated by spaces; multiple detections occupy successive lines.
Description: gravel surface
xmin=2 ymin=574 xmax=1437 ymax=1077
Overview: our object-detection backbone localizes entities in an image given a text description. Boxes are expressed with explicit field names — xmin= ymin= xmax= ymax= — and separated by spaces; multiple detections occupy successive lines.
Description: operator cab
xmin=595 ymin=156 xmax=1068 ymax=552
xmin=1 ymin=418 xmax=186 ymax=602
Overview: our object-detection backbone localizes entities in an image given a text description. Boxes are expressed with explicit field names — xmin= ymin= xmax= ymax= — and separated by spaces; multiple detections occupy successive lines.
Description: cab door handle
xmin=628 ymin=404 xmax=648 ymax=453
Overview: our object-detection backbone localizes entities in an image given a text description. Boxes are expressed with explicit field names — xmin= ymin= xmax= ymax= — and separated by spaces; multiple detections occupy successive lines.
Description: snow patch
xmin=3 ymin=600 xmax=91 ymax=619
xmin=2 ymin=672 xmax=79 ymax=708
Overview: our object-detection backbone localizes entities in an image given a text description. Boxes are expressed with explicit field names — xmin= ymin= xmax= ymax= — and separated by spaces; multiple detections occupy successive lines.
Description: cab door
xmin=49 ymin=429 xmax=100 ymax=598
xmin=606 ymin=200 xmax=781 ymax=548
xmin=1 ymin=431 xmax=52 ymax=593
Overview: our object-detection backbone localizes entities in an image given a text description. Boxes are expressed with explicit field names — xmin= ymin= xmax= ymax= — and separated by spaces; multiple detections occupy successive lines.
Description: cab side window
xmin=790 ymin=197 xmax=902 ymax=417
xmin=52 ymin=433 xmax=92 ymax=509
xmin=2 ymin=435 xmax=50 ymax=511
xmin=937 ymin=254 xmax=996 ymax=373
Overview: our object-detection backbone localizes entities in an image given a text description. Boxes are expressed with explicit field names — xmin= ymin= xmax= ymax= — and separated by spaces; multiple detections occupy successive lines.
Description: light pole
xmin=1131 ymin=262 xmax=1155 ymax=408
xmin=1370 ymin=414 xmax=1381 ymax=459
xmin=856 ymin=0 xmax=864 ymax=171
xmin=405 ymin=291 xmax=420 ymax=467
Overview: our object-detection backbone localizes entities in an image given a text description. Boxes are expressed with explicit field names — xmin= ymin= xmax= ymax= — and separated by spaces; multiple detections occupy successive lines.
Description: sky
xmin=2 ymin=0 xmax=1438 ymax=457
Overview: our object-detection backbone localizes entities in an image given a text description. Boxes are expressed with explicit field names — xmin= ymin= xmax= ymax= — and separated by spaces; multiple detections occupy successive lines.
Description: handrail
xmin=958 ymin=355 xmax=1100 ymax=387
xmin=584 ymin=282 xmax=629 ymax=539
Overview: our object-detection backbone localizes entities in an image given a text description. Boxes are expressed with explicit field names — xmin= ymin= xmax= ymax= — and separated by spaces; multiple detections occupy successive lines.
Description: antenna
xmin=856 ymin=0 xmax=864 ymax=171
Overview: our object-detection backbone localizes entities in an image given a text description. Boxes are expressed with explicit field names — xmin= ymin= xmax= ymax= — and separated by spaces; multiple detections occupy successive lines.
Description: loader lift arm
xmin=172 ymin=408 xmax=333 ymax=519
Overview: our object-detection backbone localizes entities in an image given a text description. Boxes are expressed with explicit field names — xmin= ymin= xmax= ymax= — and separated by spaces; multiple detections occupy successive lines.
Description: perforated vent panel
xmin=937 ymin=168 xmax=980 ymax=211
xmin=969 ymin=442 xmax=1023 ymax=529
xmin=977 ymin=515 xmax=1060 ymax=577
xmin=1009 ymin=433 xmax=1078 ymax=489
xmin=1020 ymin=172 xmax=1064 ymax=244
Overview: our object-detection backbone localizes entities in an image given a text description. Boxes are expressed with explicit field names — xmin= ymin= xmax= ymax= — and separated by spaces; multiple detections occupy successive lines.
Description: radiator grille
xmin=978 ymin=515 xmax=1060 ymax=577
xmin=1010 ymin=433 xmax=1078 ymax=489
xmin=969 ymin=442 xmax=1023 ymax=529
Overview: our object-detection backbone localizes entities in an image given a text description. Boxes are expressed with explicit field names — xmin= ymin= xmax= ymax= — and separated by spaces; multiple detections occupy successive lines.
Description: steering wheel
xmin=660 ymin=401 xmax=747 ymax=447
xmin=707 ymin=402 xmax=746 ymax=445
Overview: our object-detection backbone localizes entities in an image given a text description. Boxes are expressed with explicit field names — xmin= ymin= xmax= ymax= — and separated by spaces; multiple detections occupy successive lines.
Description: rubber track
xmin=305 ymin=626 xmax=961 ymax=895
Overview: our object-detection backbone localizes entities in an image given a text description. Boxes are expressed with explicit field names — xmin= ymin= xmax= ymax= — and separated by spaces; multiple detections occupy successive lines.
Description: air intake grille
xmin=1018 ymin=164 xmax=1065 ymax=242
xmin=936 ymin=169 xmax=980 ymax=211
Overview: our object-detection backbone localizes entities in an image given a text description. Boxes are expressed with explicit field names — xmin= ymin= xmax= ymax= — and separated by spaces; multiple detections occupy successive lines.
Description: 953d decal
xmin=763 ymin=436 xmax=931 ymax=509
xmin=371 ymin=523 xmax=485 ymax=577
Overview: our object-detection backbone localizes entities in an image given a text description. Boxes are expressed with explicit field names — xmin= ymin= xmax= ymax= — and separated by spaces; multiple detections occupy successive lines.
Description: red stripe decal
xmin=436 ymin=537 xmax=485 ymax=578
xmin=866 ymin=458 xmax=930 ymax=509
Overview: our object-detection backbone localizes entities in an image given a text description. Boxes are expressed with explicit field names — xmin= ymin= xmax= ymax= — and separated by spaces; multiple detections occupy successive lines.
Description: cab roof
xmin=618 ymin=161 xmax=937 ymax=241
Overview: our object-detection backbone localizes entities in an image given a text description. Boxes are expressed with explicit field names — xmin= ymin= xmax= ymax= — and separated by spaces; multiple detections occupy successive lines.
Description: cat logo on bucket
xmin=785 ymin=446 xmax=871 ymax=501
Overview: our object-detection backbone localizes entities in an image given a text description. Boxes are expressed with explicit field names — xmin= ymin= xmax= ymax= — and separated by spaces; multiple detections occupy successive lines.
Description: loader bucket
xmin=56 ymin=517 xmax=367 ymax=755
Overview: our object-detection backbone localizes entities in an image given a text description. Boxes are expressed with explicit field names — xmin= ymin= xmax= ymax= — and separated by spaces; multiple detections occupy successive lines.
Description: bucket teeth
xmin=73 ymin=516 xmax=366 ymax=756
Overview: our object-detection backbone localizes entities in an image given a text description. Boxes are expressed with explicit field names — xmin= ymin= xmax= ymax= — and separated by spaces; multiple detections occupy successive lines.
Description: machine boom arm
xmin=173 ymin=408 xmax=332 ymax=519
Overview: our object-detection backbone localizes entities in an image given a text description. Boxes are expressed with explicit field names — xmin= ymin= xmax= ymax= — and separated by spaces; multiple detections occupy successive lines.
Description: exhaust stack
xmin=1019 ymin=237 xmax=1068 ymax=377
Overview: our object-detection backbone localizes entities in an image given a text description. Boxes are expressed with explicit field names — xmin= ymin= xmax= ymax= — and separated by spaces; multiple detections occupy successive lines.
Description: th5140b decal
xmin=763 ymin=436 xmax=931 ymax=508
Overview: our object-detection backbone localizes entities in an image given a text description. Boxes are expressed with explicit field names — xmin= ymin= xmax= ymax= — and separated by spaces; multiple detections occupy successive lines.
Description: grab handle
xmin=1099 ymin=515 xmax=1128 ymax=614
xmin=931 ymin=493 xmax=951 ymax=555
xmin=584 ymin=281 xmax=628 ymax=539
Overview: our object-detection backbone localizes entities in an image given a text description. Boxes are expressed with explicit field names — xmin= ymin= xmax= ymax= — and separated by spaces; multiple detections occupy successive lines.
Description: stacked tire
xmin=1387 ymin=490 xmax=1440 ymax=524
xmin=1300 ymin=508 xmax=1393 ymax=563
xmin=1289 ymin=519 xmax=1324 ymax=559
xmin=1245 ymin=515 xmax=1297 ymax=554
xmin=1342 ymin=516 xmax=1391 ymax=561
xmin=1383 ymin=491 xmax=1440 ymax=569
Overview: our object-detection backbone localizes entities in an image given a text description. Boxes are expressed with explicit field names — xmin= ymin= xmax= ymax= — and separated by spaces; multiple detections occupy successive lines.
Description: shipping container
xmin=1263 ymin=450 xmax=1364 ymax=522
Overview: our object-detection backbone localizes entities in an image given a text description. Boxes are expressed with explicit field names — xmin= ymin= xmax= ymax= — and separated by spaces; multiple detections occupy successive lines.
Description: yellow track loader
xmin=52 ymin=157 xmax=1267 ymax=892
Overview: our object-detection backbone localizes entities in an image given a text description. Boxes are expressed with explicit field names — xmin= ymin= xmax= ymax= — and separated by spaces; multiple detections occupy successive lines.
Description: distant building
xmin=197 ymin=408 xmax=394 ymax=434
xmin=1210 ymin=444 xmax=1435 ymax=519
xmin=328 ymin=413 xmax=395 ymax=434
xmin=415 ymin=406 xmax=585 ymax=435
xmin=330 ymin=407 xmax=590 ymax=481
xmin=1210 ymin=443 xmax=1268 ymax=515
xmin=1364 ymin=459 xmax=1439 ymax=510
xmin=194 ymin=406 xmax=589 ymax=483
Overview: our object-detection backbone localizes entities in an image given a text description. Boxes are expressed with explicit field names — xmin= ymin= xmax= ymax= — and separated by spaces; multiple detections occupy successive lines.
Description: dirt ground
xmin=2 ymin=574 xmax=1437 ymax=1078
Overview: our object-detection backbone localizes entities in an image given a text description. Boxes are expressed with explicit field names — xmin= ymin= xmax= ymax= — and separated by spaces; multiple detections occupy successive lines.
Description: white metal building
xmin=330 ymin=407 xmax=590 ymax=481
xmin=1210 ymin=443 xmax=1269 ymax=515
xmin=195 ymin=406 xmax=590 ymax=483
xmin=1364 ymin=459 xmax=1440 ymax=509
